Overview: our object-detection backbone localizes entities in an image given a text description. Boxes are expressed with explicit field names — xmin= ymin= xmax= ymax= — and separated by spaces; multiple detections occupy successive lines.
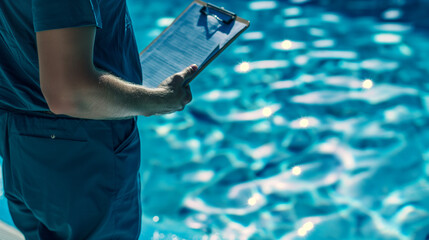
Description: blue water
xmin=3 ymin=0 xmax=429 ymax=239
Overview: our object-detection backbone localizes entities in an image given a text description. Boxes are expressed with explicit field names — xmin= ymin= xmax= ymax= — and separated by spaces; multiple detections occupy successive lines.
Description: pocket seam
xmin=10 ymin=132 xmax=88 ymax=143
xmin=113 ymin=127 xmax=138 ymax=154
xmin=112 ymin=126 xmax=140 ymax=198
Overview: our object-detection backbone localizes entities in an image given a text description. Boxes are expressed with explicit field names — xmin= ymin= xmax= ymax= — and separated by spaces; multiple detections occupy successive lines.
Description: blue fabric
xmin=0 ymin=1 xmax=143 ymax=237
xmin=0 ymin=111 xmax=141 ymax=239
xmin=0 ymin=0 xmax=142 ymax=111
xmin=33 ymin=0 xmax=102 ymax=31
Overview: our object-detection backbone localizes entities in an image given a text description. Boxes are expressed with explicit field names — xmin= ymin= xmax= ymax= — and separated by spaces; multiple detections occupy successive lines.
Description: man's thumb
xmin=180 ymin=64 xmax=198 ymax=80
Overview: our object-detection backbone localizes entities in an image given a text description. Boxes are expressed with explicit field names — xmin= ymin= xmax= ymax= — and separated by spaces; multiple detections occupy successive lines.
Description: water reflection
xmin=124 ymin=0 xmax=429 ymax=239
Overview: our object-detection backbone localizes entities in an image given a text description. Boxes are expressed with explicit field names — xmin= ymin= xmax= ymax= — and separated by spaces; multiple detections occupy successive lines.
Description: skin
xmin=36 ymin=26 xmax=194 ymax=120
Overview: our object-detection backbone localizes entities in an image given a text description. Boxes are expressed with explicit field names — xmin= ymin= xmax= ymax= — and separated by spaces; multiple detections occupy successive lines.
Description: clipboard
xmin=139 ymin=0 xmax=250 ymax=88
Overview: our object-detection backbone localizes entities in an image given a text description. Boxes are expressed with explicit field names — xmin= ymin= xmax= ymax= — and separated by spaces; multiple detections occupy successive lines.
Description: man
xmin=0 ymin=0 xmax=194 ymax=239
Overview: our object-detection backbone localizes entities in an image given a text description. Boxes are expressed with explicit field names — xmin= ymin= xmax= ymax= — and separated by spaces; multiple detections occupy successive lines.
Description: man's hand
xmin=154 ymin=65 xmax=196 ymax=115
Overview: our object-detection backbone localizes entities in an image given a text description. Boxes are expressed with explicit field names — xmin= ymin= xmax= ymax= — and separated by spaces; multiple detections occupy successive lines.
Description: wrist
xmin=139 ymin=87 xmax=169 ymax=116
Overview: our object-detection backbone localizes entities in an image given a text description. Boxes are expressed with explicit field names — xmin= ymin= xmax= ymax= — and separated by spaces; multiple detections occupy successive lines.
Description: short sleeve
xmin=32 ymin=0 xmax=102 ymax=32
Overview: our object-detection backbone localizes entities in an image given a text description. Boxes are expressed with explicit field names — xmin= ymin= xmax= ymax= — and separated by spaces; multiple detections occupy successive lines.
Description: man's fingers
xmin=156 ymin=66 xmax=195 ymax=115
xmin=183 ymin=85 xmax=192 ymax=104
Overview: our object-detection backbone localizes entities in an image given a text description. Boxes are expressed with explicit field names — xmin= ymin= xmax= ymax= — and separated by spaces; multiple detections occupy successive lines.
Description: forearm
xmin=50 ymin=69 xmax=167 ymax=119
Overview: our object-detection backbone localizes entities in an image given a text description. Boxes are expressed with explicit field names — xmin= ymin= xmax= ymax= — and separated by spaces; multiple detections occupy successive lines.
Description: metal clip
xmin=200 ymin=3 xmax=237 ymax=24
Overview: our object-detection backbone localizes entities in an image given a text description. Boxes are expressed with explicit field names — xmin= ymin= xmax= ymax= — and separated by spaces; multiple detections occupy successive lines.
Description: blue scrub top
xmin=0 ymin=0 xmax=143 ymax=112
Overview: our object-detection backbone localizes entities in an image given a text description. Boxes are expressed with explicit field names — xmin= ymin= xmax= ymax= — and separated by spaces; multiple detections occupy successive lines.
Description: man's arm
xmin=37 ymin=26 xmax=193 ymax=119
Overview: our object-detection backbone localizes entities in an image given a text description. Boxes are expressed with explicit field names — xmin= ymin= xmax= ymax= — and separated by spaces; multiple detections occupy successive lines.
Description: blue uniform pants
xmin=0 ymin=110 xmax=141 ymax=239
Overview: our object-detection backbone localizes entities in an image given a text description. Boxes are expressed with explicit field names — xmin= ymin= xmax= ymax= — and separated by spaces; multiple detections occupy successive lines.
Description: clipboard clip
xmin=200 ymin=3 xmax=237 ymax=24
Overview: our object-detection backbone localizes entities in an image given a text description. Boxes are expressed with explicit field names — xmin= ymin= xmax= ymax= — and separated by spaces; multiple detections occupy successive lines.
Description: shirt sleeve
xmin=32 ymin=0 xmax=102 ymax=32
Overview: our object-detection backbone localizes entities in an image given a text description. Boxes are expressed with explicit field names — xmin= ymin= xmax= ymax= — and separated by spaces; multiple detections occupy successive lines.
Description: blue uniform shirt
xmin=0 ymin=0 xmax=142 ymax=112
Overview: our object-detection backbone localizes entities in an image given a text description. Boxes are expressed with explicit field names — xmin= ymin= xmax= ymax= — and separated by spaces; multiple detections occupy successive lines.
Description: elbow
xmin=45 ymin=98 xmax=73 ymax=115
xmin=41 ymin=83 xmax=79 ymax=116
xmin=43 ymin=92 xmax=76 ymax=116
xmin=40 ymin=69 xmax=99 ymax=117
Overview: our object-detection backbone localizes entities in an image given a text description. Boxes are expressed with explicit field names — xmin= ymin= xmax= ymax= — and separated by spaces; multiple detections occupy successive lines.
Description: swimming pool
xmin=130 ymin=0 xmax=429 ymax=239
xmin=2 ymin=0 xmax=429 ymax=239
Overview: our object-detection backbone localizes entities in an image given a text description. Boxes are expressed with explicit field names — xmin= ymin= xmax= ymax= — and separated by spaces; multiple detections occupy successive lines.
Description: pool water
xmin=3 ymin=0 xmax=429 ymax=239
